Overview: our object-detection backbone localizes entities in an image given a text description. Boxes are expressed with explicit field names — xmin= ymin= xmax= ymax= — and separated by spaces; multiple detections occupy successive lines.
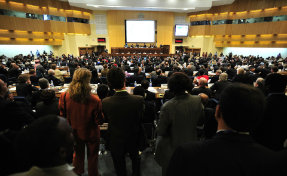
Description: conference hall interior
xmin=0 ymin=0 xmax=287 ymax=175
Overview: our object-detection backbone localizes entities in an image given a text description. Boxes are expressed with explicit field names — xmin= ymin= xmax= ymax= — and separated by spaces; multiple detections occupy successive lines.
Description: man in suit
xmin=167 ymin=83 xmax=286 ymax=176
xmin=252 ymin=73 xmax=287 ymax=151
xmin=141 ymin=79 xmax=156 ymax=101
xmin=102 ymin=68 xmax=144 ymax=176
xmin=191 ymin=77 xmax=212 ymax=97
xmin=155 ymin=72 xmax=204 ymax=176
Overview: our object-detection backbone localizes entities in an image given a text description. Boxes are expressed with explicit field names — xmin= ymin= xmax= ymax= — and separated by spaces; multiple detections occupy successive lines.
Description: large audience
xmin=0 ymin=51 xmax=287 ymax=176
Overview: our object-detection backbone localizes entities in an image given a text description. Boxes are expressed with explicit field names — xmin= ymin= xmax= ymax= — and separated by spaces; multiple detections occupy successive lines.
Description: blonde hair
xmin=68 ymin=68 xmax=92 ymax=103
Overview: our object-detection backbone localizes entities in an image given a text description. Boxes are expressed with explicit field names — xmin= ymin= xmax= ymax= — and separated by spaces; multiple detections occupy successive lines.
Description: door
xmin=78 ymin=47 xmax=95 ymax=56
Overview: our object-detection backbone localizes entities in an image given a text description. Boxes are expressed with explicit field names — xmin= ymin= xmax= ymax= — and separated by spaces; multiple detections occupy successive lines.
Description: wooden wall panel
xmin=72 ymin=23 xmax=91 ymax=35
xmin=0 ymin=30 xmax=64 ymax=39
xmin=215 ymin=41 xmax=287 ymax=48
xmin=214 ymin=35 xmax=287 ymax=42
xmin=189 ymin=0 xmax=287 ymax=15
xmin=0 ymin=0 xmax=92 ymax=19
xmin=0 ymin=15 xmax=91 ymax=34
xmin=0 ymin=15 xmax=46 ymax=31
xmin=190 ymin=21 xmax=287 ymax=36
xmin=0 ymin=38 xmax=62 ymax=45
xmin=107 ymin=10 xmax=174 ymax=51
xmin=189 ymin=0 xmax=287 ymax=22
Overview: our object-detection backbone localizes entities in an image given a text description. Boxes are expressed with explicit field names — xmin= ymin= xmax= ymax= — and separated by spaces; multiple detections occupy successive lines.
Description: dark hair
xmin=51 ymin=64 xmax=56 ymax=70
xmin=134 ymin=67 xmax=139 ymax=74
xmin=107 ymin=67 xmax=125 ymax=89
xmin=219 ymin=83 xmax=266 ymax=132
xmin=40 ymin=89 xmax=56 ymax=105
xmin=198 ymin=69 xmax=205 ymax=76
xmin=133 ymin=86 xmax=145 ymax=97
xmin=271 ymin=66 xmax=278 ymax=73
xmin=14 ymin=116 xmax=73 ymax=169
xmin=18 ymin=74 xmax=30 ymax=83
xmin=141 ymin=79 xmax=150 ymax=90
xmin=168 ymin=72 xmax=191 ymax=94
xmin=38 ymin=78 xmax=49 ymax=89
xmin=265 ymin=73 xmax=287 ymax=93
xmin=97 ymin=84 xmax=109 ymax=100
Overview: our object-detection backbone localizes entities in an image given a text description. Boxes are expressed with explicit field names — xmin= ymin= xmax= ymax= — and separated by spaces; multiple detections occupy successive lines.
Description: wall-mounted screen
xmin=175 ymin=24 xmax=189 ymax=37
xmin=125 ymin=20 xmax=155 ymax=43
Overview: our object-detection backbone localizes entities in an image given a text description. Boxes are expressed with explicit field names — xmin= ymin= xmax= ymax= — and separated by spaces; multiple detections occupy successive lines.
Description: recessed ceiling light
xmin=183 ymin=8 xmax=188 ymax=10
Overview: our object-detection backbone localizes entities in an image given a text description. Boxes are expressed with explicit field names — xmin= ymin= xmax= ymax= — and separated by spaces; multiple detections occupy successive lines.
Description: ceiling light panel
xmin=64 ymin=0 xmax=234 ymax=12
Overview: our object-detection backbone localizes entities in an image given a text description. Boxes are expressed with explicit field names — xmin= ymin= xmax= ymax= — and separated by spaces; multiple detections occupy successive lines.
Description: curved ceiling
xmin=61 ymin=0 xmax=235 ymax=13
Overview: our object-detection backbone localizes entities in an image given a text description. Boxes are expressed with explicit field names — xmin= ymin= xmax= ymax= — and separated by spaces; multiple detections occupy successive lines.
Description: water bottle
xmin=149 ymin=81 xmax=152 ymax=87
xmin=134 ymin=81 xmax=137 ymax=87
xmin=50 ymin=80 xmax=54 ymax=88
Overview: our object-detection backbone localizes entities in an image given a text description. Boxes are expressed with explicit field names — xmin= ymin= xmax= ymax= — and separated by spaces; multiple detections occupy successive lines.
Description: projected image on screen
xmin=175 ymin=25 xmax=189 ymax=37
xmin=125 ymin=20 xmax=155 ymax=43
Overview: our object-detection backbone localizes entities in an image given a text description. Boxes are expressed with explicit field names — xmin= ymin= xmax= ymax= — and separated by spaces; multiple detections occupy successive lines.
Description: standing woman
xmin=59 ymin=68 xmax=103 ymax=176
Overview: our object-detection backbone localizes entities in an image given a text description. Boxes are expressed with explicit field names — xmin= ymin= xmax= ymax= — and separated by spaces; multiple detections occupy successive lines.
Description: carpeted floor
xmin=82 ymin=147 xmax=162 ymax=176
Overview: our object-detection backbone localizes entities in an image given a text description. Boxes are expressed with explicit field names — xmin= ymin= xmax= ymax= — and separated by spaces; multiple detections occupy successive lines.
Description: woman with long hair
xmin=59 ymin=68 xmax=103 ymax=176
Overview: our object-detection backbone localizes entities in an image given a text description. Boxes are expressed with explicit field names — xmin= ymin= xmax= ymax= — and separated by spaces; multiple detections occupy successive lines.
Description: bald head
xmin=198 ymin=77 xmax=207 ymax=87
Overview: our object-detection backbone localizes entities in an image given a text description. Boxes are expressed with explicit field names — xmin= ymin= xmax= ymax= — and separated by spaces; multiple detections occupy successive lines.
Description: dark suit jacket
xmin=167 ymin=132 xmax=286 ymax=176
xmin=0 ymin=98 xmax=34 ymax=131
xmin=210 ymin=75 xmax=219 ymax=83
xmin=253 ymin=94 xmax=287 ymax=151
xmin=102 ymin=91 xmax=144 ymax=150
xmin=16 ymin=83 xmax=38 ymax=101
xmin=191 ymin=87 xmax=212 ymax=97
xmin=144 ymin=89 xmax=156 ymax=101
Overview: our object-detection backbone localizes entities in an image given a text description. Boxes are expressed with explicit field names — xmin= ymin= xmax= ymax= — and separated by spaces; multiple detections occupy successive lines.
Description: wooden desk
xmin=9 ymin=86 xmax=166 ymax=99
xmin=111 ymin=47 xmax=170 ymax=57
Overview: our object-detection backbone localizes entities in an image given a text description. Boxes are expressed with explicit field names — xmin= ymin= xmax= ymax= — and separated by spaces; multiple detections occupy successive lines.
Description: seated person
xmin=151 ymin=69 xmax=167 ymax=87
xmin=210 ymin=69 xmax=222 ymax=83
xmin=191 ymin=77 xmax=212 ymax=97
xmin=46 ymin=69 xmax=62 ymax=86
xmin=31 ymin=78 xmax=50 ymax=107
xmin=16 ymin=74 xmax=38 ymax=102
xmin=101 ymin=64 xmax=109 ymax=77
xmin=29 ymin=69 xmax=38 ymax=86
xmin=210 ymin=73 xmax=231 ymax=100
xmin=141 ymin=79 xmax=156 ymax=101
xmin=134 ymin=67 xmax=146 ymax=84
xmin=193 ymin=69 xmax=209 ymax=84
xmin=13 ymin=115 xmax=75 ymax=176
xmin=8 ymin=63 xmax=21 ymax=79
xmin=232 ymin=67 xmax=253 ymax=85
xmin=51 ymin=64 xmax=64 ymax=82
xmin=0 ymin=79 xmax=34 ymax=132
xmin=167 ymin=83 xmax=286 ymax=176
xmin=90 ymin=69 xmax=101 ymax=84
xmin=35 ymin=90 xmax=59 ymax=118
xmin=253 ymin=73 xmax=287 ymax=151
